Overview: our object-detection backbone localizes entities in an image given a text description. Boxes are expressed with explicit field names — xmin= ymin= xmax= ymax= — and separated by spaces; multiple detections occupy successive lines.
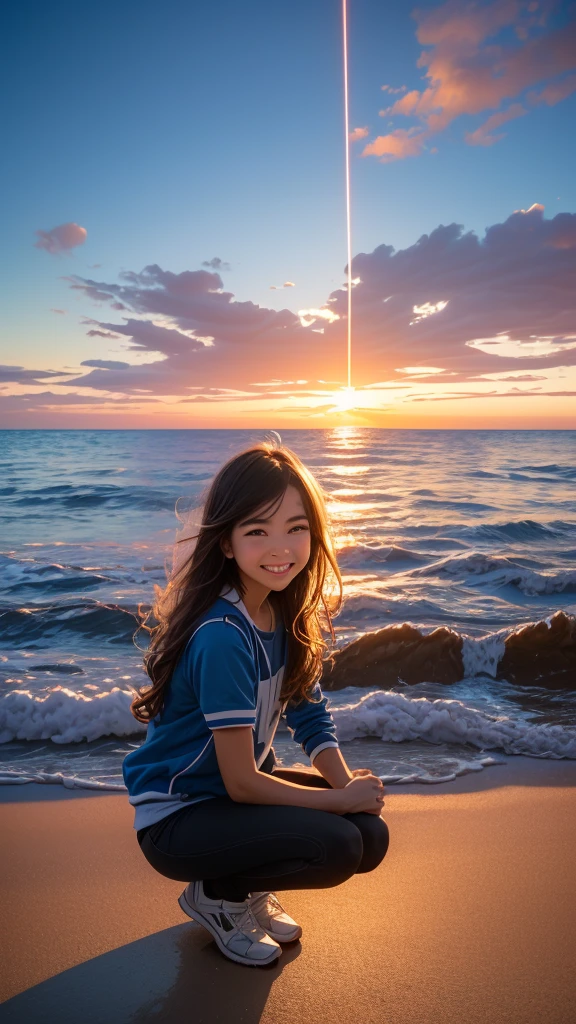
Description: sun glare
xmin=331 ymin=386 xmax=358 ymax=412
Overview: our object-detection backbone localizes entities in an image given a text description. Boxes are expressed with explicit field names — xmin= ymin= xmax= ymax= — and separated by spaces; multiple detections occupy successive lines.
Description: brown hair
xmin=129 ymin=439 xmax=343 ymax=723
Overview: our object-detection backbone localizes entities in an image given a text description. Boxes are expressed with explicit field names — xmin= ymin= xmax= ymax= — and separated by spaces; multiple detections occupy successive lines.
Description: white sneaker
xmin=178 ymin=881 xmax=282 ymax=967
xmin=247 ymin=891 xmax=302 ymax=942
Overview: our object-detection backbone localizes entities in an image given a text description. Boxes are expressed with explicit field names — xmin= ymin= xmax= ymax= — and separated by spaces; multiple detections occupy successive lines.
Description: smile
xmin=261 ymin=563 xmax=293 ymax=575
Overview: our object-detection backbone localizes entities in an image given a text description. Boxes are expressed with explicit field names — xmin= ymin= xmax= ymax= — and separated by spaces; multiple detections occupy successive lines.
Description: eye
xmin=245 ymin=525 xmax=309 ymax=536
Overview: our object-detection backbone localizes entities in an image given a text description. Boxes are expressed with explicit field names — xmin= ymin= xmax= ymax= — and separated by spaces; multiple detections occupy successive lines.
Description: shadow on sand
xmin=0 ymin=922 xmax=300 ymax=1024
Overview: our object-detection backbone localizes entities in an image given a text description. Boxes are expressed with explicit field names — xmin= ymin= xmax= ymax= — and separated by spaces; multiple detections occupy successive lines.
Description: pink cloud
xmin=362 ymin=128 xmax=428 ymax=162
xmin=73 ymin=204 xmax=576 ymax=394
xmin=34 ymin=222 xmax=87 ymax=254
xmin=323 ymin=203 xmax=576 ymax=381
xmin=465 ymin=102 xmax=527 ymax=145
xmin=349 ymin=126 xmax=370 ymax=142
xmin=4 ymin=205 xmax=576 ymax=420
xmin=362 ymin=0 xmax=576 ymax=161
xmin=380 ymin=89 xmax=421 ymax=117
xmin=528 ymin=72 xmax=576 ymax=105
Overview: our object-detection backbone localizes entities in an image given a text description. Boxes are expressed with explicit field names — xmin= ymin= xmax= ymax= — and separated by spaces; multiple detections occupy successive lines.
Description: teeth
xmin=263 ymin=564 xmax=291 ymax=572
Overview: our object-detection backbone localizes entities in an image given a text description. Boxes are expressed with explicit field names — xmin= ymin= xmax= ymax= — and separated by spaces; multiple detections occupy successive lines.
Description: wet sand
xmin=1 ymin=757 xmax=575 ymax=1024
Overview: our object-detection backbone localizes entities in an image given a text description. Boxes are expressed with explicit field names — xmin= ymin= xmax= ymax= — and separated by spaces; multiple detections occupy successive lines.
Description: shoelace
xmin=250 ymin=891 xmax=283 ymax=914
xmin=224 ymin=903 xmax=263 ymax=936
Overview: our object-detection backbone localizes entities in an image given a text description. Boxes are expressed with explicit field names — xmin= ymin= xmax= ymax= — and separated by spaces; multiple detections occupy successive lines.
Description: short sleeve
xmin=187 ymin=619 xmax=257 ymax=730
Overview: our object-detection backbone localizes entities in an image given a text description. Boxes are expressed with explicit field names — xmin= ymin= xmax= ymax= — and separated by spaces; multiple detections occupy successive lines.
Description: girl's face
xmin=221 ymin=484 xmax=311 ymax=591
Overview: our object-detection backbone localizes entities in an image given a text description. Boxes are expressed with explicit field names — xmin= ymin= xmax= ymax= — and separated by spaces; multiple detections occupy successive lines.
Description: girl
xmin=123 ymin=439 xmax=389 ymax=968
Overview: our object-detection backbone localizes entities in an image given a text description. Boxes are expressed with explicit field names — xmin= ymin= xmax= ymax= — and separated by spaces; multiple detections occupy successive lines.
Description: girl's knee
xmin=320 ymin=818 xmax=364 ymax=883
xmin=355 ymin=815 xmax=389 ymax=873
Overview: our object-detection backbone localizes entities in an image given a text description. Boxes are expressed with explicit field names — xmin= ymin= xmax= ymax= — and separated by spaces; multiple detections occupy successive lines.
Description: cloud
xmin=270 ymin=281 xmax=296 ymax=290
xmin=528 ymin=72 xmax=576 ymax=105
xmin=321 ymin=203 xmax=576 ymax=380
xmin=5 ymin=205 xmax=576 ymax=420
xmin=80 ymin=360 xmax=131 ymax=370
xmin=85 ymin=329 xmax=121 ymax=338
xmin=362 ymin=0 xmax=576 ymax=161
xmin=349 ymin=126 xmax=370 ymax=142
xmin=50 ymin=308 xmax=66 ymax=314
xmin=59 ymin=205 xmax=576 ymax=393
xmin=0 ymin=391 xmax=153 ymax=411
xmin=469 ymin=373 xmax=548 ymax=381
xmin=297 ymin=307 xmax=341 ymax=327
xmin=201 ymin=257 xmax=231 ymax=271
xmin=54 ymin=263 xmax=321 ymax=397
xmin=0 ymin=365 xmax=63 ymax=384
xmin=34 ymin=222 xmax=87 ymax=254
xmin=362 ymin=128 xmax=428 ymax=162
xmin=410 ymin=389 xmax=576 ymax=402
xmin=465 ymin=102 xmax=528 ymax=146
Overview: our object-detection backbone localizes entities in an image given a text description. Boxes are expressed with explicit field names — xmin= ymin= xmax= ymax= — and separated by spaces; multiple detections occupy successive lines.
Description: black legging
xmin=136 ymin=748 xmax=389 ymax=901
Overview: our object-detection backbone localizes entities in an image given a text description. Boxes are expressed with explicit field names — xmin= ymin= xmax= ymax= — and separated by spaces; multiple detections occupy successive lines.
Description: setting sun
xmin=331 ymin=387 xmax=358 ymax=412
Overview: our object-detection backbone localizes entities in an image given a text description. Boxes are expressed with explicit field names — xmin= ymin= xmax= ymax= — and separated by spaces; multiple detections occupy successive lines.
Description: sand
xmin=1 ymin=757 xmax=575 ymax=1024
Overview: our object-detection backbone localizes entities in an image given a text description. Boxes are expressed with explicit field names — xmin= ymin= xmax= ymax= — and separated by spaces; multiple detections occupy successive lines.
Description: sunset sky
xmin=1 ymin=0 xmax=575 ymax=428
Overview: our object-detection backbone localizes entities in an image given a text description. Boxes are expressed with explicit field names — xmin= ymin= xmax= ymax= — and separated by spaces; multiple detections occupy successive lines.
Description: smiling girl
xmin=123 ymin=438 xmax=389 ymax=968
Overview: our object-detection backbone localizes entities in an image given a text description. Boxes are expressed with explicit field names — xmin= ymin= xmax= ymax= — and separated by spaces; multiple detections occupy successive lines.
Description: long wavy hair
xmin=129 ymin=439 xmax=343 ymax=724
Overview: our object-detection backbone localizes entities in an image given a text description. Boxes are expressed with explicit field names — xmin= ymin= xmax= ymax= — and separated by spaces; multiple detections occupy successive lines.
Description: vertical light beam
xmin=342 ymin=0 xmax=352 ymax=390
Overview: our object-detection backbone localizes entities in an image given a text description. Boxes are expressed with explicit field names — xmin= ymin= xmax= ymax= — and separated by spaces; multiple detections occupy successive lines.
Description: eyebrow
xmin=239 ymin=514 xmax=309 ymax=528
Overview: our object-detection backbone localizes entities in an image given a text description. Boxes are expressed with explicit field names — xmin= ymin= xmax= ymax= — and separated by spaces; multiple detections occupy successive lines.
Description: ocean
xmin=1 ymin=427 xmax=575 ymax=791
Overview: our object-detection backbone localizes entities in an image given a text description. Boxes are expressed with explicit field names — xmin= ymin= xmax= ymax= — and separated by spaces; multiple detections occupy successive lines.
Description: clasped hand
xmin=344 ymin=767 xmax=386 ymax=815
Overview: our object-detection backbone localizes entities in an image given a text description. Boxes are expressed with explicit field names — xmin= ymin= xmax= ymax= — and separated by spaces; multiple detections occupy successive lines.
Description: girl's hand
xmin=338 ymin=773 xmax=385 ymax=815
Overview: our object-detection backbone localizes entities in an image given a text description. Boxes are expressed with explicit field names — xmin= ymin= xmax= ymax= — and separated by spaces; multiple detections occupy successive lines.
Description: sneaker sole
xmin=178 ymin=892 xmax=282 ymax=967
xmin=266 ymin=925 xmax=302 ymax=943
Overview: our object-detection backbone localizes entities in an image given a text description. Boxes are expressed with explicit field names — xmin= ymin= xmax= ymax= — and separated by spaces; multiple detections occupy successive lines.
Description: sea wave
xmin=331 ymin=690 xmax=576 ymax=759
xmin=0 ymin=601 xmax=139 ymax=645
xmin=512 ymin=463 xmax=576 ymax=479
xmin=0 ymin=686 xmax=145 ymax=744
xmin=409 ymin=552 xmax=576 ymax=595
xmin=339 ymin=543 xmax=428 ymax=568
xmin=471 ymin=519 xmax=576 ymax=543
xmin=1 ymin=684 xmax=575 ymax=761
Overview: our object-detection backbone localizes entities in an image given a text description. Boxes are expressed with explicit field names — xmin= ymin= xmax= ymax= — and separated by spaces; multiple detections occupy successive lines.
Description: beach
xmin=2 ymin=757 xmax=575 ymax=1024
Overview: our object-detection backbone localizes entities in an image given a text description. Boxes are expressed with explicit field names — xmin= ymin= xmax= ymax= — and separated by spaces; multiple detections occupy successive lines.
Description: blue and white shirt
xmin=122 ymin=584 xmax=340 ymax=829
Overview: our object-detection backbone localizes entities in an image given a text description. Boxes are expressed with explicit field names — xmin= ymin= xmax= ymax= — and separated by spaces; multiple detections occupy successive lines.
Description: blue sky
xmin=1 ymin=0 xmax=575 ymax=427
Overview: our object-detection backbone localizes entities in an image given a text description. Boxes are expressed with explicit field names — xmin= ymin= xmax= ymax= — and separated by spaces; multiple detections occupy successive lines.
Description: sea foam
xmin=2 ymin=685 xmax=575 ymax=759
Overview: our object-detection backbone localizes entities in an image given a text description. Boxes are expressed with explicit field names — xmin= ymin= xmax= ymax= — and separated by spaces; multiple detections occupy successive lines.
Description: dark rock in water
xmin=321 ymin=610 xmax=576 ymax=690
xmin=27 ymin=664 xmax=84 ymax=675
xmin=497 ymin=610 xmax=576 ymax=687
xmin=321 ymin=622 xmax=464 ymax=689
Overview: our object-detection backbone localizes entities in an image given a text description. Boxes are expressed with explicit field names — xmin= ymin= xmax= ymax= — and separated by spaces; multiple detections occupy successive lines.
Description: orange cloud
xmin=362 ymin=0 xmax=576 ymax=161
xmin=362 ymin=128 xmax=428 ymax=162
xmin=349 ymin=126 xmax=369 ymax=142
xmin=380 ymin=89 xmax=421 ymax=117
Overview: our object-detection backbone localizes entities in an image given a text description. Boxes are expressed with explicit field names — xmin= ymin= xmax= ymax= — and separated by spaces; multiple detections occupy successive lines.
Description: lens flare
xmin=342 ymin=0 xmax=352 ymax=391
